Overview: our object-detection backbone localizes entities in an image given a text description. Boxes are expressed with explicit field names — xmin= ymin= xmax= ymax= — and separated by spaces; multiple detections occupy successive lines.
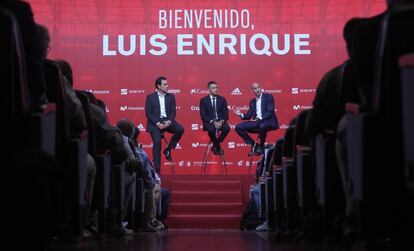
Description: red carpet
xmin=163 ymin=174 xmax=255 ymax=229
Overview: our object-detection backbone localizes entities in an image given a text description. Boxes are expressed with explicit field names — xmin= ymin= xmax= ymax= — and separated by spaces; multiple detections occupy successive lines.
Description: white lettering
xmin=149 ymin=34 xmax=167 ymax=56
xmin=177 ymin=34 xmax=194 ymax=55
xmin=294 ymin=34 xmax=311 ymax=55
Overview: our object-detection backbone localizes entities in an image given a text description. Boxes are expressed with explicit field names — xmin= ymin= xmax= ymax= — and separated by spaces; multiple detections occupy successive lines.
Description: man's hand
xmin=157 ymin=123 xmax=166 ymax=130
xmin=163 ymin=120 xmax=172 ymax=128
xmin=234 ymin=109 xmax=242 ymax=117
xmin=213 ymin=121 xmax=222 ymax=129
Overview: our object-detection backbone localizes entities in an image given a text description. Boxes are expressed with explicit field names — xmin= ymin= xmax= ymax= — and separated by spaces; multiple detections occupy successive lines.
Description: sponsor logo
xmin=187 ymin=161 xmax=192 ymax=167
xmin=227 ymin=142 xmax=251 ymax=148
xmin=227 ymin=105 xmax=249 ymax=111
xmin=121 ymin=89 xmax=128 ymax=95
xmin=246 ymin=160 xmax=258 ymax=167
xmin=179 ymin=161 xmax=185 ymax=167
xmin=190 ymin=89 xmax=209 ymax=95
xmin=237 ymin=160 xmax=243 ymax=166
xmin=231 ymin=88 xmax=242 ymax=95
xmin=120 ymin=106 xmax=145 ymax=111
xmin=121 ymin=88 xmax=145 ymax=95
xmin=141 ymin=143 xmax=153 ymax=148
xmin=264 ymin=89 xmax=282 ymax=94
xmin=105 ymin=107 xmax=109 ymax=113
xmin=175 ymin=143 xmax=182 ymax=150
xmin=293 ymin=105 xmax=313 ymax=111
xmin=229 ymin=124 xmax=237 ymax=129
xmin=191 ymin=106 xmax=200 ymax=111
xmin=192 ymin=161 xmax=217 ymax=166
xmin=192 ymin=142 xmax=209 ymax=148
xmin=191 ymin=124 xmax=199 ymax=131
xmin=280 ymin=124 xmax=289 ymax=129
xmin=168 ymin=89 xmax=181 ymax=94
xmin=137 ymin=123 xmax=146 ymax=131
xmin=292 ymin=87 xmax=316 ymax=94
xmin=85 ymin=89 xmax=111 ymax=95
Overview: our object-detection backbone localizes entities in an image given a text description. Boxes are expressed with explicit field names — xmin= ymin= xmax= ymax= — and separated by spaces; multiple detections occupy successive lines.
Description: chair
xmin=1 ymin=8 xmax=56 ymax=155
xmin=294 ymin=110 xmax=315 ymax=228
xmin=247 ymin=128 xmax=261 ymax=174
xmin=201 ymin=130 xmax=227 ymax=174
xmin=281 ymin=125 xmax=298 ymax=233
xmin=346 ymin=6 xmax=414 ymax=240
xmin=76 ymin=91 xmax=111 ymax=236
xmin=160 ymin=131 xmax=175 ymax=174
xmin=399 ymin=54 xmax=414 ymax=193
xmin=44 ymin=60 xmax=89 ymax=239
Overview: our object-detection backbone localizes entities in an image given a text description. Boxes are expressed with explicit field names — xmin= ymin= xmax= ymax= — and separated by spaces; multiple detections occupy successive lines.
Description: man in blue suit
xmin=234 ymin=82 xmax=279 ymax=156
xmin=145 ymin=76 xmax=184 ymax=174
xmin=199 ymin=81 xmax=230 ymax=155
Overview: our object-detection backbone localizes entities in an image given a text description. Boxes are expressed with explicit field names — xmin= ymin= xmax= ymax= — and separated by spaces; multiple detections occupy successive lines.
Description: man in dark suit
xmin=234 ymin=82 xmax=279 ymax=156
xmin=145 ymin=76 xmax=184 ymax=174
xmin=199 ymin=81 xmax=230 ymax=155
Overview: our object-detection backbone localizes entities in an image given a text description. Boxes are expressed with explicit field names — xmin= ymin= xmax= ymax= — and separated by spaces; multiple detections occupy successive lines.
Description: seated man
xmin=234 ymin=82 xmax=279 ymax=156
xmin=199 ymin=80 xmax=230 ymax=155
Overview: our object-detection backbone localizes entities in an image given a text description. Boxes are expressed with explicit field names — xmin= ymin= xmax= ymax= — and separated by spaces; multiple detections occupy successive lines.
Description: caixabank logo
xmin=190 ymin=88 xmax=209 ymax=95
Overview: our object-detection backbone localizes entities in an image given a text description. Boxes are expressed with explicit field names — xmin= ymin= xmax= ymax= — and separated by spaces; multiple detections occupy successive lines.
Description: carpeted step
xmin=167 ymin=214 xmax=241 ymax=229
xmin=171 ymin=191 xmax=242 ymax=203
xmin=171 ymin=180 xmax=242 ymax=192
xmin=169 ymin=202 xmax=244 ymax=215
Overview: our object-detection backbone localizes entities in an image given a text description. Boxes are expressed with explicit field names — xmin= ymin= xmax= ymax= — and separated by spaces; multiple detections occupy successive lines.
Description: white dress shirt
xmin=256 ymin=93 xmax=263 ymax=119
xmin=157 ymin=90 xmax=167 ymax=118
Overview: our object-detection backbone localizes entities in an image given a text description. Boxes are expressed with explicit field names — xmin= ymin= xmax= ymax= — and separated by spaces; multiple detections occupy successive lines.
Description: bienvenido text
xmin=158 ymin=9 xmax=253 ymax=29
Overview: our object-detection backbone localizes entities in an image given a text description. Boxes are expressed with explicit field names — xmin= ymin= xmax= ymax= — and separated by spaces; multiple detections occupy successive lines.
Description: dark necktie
xmin=212 ymin=97 xmax=218 ymax=119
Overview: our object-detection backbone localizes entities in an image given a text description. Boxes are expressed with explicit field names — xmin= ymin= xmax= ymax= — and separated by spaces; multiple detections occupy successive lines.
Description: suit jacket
xmin=199 ymin=95 xmax=229 ymax=127
xmin=242 ymin=93 xmax=279 ymax=129
xmin=145 ymin=91 xmax=176 ymax=129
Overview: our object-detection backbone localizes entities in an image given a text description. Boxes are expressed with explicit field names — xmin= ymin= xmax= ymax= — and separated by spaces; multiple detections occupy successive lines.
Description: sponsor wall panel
xmin=30 ymin=0 xmax=385 ymax=174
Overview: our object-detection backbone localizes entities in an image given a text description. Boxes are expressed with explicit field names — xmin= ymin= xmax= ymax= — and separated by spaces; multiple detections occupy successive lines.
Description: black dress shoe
xmin=212 ymin=144 xmax=220 ymax=155
xmin=254 ymin=146 xmax=263 ymax=155
xmin=213 ymin=144 xmax=224 ymax=155
xmin=163 ymin=148 xmax=172 ymax=161
xmin=247 ymin=147 xmax=255 ymax=156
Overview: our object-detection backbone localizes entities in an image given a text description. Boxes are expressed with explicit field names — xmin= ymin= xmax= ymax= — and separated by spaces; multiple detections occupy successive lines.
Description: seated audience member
xmin=0 ymin=0 xmax=47 ymax=106
xmin=117 ymin=119 xmax=165 ymax=231
xmin=37 ymin=26 xmax=97 ymax=238
xmin=131 ymin=127 xmax=170 ymax=226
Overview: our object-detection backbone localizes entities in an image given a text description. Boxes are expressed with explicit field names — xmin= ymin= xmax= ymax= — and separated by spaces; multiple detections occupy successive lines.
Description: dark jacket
xmin=199 ymin=95 xmax=229 ymax=126
xmin=242 ymin=93 xmax=279 ymax=129
xmin=145 ymin=91 xmax=176 ymax=129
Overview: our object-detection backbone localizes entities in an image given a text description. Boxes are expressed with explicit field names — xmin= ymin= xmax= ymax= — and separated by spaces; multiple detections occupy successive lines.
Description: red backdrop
xmin=29 ymin=0 xmax=385 ymax=174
